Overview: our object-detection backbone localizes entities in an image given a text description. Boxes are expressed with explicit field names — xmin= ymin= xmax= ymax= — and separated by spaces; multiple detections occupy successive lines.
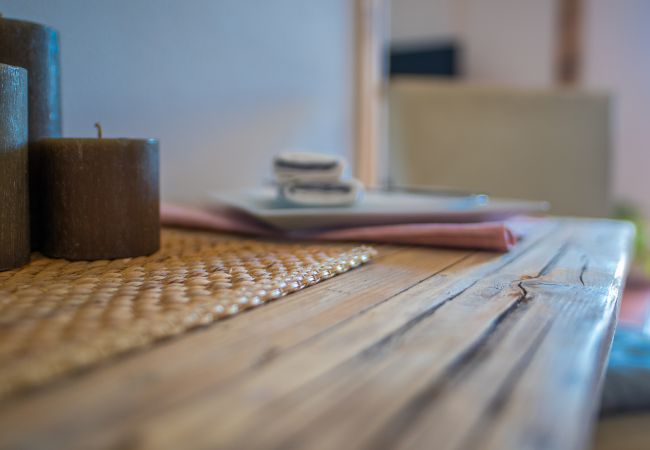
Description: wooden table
xmin=0 ymin=219 xmax=633 ymax=450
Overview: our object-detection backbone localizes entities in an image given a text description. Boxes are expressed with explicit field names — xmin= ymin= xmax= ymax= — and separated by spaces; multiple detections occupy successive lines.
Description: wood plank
xmin=392 ymin=220 xmax=632 ymax=450
xmin=0 ymin=245 xmax=474 ymax=449
xmin=180 ymin=222 xmax=571 ymax=449
xmin=129 ymin=221 xmax=628 ymax=450
xmin=0 ymin=220 xmax=631 ymax=450
xmin=393 ymin=287 xmax=553 ymax=450
xmin=470 ymin=221 xmax=632 ymax=450
xmin=100 ymin=223 xmax=562 ymax=449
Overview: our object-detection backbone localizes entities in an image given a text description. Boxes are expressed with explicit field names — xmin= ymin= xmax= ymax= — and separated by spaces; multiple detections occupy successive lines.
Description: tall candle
xmin=31 ymin=125 xmax=160 ymax=260
xmin=0 ymin=15 xmax=62 ymax=141
xmin=0 ymin=63 xmax=29 ymax=271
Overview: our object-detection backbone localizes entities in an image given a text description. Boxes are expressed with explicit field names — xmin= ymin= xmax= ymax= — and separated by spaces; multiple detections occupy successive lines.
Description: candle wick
xmin=94 ymin=122 xmax=103 ymax=139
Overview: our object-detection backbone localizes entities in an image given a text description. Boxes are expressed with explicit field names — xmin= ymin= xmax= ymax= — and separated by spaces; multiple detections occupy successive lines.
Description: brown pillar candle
xmin=0 ymin=63 xmax=29 ymax=270
xmin=31 ymin=125 xmax=160 ymax=260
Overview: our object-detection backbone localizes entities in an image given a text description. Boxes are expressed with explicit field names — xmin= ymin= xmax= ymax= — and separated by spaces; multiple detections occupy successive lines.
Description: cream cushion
xmin=388 ymin=78 xmax=612 ymax=217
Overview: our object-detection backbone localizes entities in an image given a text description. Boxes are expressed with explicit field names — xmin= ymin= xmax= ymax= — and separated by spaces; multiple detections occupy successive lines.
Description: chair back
xmin=388 ymin=78 xmax=612 ymax=217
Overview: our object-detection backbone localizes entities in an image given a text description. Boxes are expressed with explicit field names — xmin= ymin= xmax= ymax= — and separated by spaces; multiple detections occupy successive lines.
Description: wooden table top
xmin=0 ymin=219 xmax=634 ymax=450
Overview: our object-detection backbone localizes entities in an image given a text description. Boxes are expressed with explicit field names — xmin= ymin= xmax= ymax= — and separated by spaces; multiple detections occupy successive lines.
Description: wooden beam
xmin=354 ymin=0 xmax=386 ymax=187
xmin=556 ymin=0 xmax=583 ymax=84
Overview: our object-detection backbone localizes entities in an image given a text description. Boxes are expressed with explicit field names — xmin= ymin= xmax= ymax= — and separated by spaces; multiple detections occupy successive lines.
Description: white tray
xmin=208 ymin=188 xmax=549 ymax=231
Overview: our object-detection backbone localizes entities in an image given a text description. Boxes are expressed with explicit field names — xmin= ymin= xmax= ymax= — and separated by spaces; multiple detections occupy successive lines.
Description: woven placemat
xmin=0 ymin=228 xmax=376 ymax=398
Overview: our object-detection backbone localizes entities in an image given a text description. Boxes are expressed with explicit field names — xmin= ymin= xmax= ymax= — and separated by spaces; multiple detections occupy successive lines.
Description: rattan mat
xmin=0 ymin=228 xmax=376 ymax=398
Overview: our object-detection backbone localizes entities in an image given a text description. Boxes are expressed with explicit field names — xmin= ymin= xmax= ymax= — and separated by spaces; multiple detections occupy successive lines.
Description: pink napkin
xmin=160 ymin=203 xmax=521 ymax=252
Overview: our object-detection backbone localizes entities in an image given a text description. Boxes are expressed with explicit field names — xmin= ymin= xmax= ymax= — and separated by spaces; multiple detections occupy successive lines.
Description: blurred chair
xmin=388 ymin=78 xmax=612 ymax=217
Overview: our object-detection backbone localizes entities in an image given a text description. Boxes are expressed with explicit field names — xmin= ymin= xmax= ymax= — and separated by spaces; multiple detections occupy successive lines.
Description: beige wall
xmin=583 ymin=0 xmax=650 ymax=217
xmin=0 ymin=0 xmax=355 ymax=204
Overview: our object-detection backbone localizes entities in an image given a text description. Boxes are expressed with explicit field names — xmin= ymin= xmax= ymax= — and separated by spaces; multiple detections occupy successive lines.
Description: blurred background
xmin=388 ymin=0 xmax=650 ymax=220
xmin=1 ymin=0 xmax=648 ymax=220
xmin=0 ymin=0 xmax=355 ymax=203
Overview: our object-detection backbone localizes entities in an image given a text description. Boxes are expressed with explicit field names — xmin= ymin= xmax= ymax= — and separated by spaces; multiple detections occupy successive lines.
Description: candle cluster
xmin=0 ymin=16 xmax=160 ymax=270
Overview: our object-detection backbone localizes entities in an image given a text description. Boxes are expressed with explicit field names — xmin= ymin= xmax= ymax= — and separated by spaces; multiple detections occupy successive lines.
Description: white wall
xmin=0 ymin=0 xmax=354 ymax=204
xmin=583 ymin=0 xmax=650 ymax=217
xmin=390 ymin=0 xmax=557 ymax=86
xmin=458 ymin=0 xmax=557 ymax=86
xmin=390 ymin=0 xmax=458 ymax=45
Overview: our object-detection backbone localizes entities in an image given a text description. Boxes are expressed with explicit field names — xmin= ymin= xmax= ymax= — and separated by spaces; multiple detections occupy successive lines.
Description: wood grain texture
xmin=556 ymin=0 xmax=583 ymax=84
xmin=0 ymin=219 xmax=633 ymax=450
xmin=354 ymin=0 xmax=386 ymax=187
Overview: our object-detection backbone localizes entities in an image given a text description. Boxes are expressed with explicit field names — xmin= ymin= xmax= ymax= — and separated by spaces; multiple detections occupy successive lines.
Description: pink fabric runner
xmin=160 ymin=203 xmax=522 ymax=252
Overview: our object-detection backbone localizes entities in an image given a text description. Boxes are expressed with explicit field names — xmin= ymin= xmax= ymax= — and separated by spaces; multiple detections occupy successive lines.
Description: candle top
xmin=36 ymin=137 xmax=158 ymax=145
xmin=35 ymin=123 xmax=158 ymax=144
xmin=0 ymin=62 xmax=27 ymax=76
xmin=0 ymin=15 xmax=59 ymax=34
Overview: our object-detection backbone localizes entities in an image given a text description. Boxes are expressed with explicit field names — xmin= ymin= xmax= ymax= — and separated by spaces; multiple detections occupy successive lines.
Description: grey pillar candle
xmin=0 ymin=63 xmax=29 ymax=270
xmin=31 ymin=126 xmax=160 ymax=260
xmin=0 ymin=15 xmax=62 ymax=141
xmin=0 ymin=15 xmax=62 ymax=250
